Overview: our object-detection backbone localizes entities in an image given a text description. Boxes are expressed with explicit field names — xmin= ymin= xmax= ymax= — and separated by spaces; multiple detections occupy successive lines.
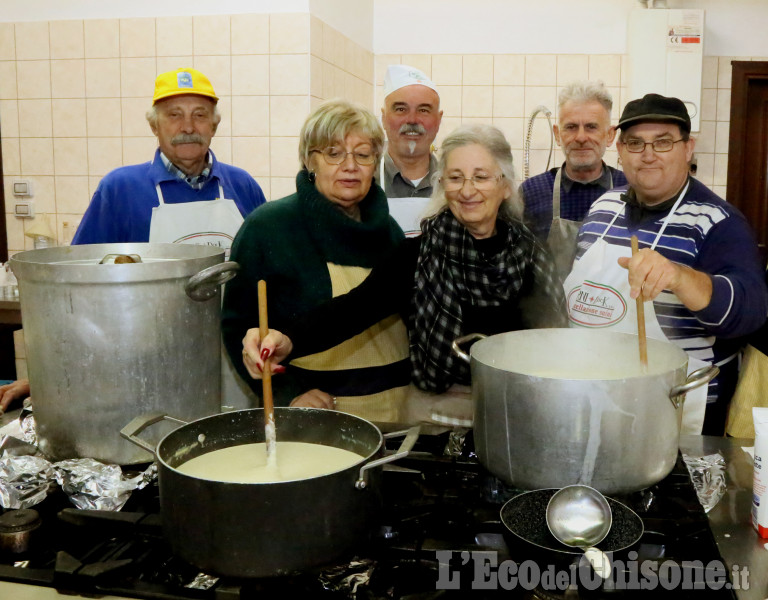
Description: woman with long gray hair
xmin=242 ymin=124 xmax=566 ymax=395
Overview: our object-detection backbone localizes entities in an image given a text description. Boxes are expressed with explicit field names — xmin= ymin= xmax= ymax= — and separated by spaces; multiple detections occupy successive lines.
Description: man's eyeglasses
xmin=441 ymin=174 xmax=504 ymax=191
xmin=311 ymin=147 xmax=376 ymax=166
xmin=622 ymin=138 xmax=685 ymax=153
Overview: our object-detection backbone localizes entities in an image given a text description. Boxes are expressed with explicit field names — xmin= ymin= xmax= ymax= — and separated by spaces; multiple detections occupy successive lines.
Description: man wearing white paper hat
xmin=380 ymin=64 xmax=443 ymax=235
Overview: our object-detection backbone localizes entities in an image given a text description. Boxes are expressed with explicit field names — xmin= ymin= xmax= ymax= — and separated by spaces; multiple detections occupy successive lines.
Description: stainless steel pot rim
xmin=159 ymin=407 xmax=385 ymax=485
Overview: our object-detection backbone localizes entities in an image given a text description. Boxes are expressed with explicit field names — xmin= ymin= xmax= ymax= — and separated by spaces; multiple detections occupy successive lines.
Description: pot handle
xmin=451 ymin=333 xmax=487 ymax=364
xmin=185 ymin=261 xmax=240 ymax=302
xmin=120 ymin=412 xmax=188 ymax=456
xmin=355 ymin=426 xmax=420 ymax=490
xmin=667 ymin=365 xmax=720 ymax=409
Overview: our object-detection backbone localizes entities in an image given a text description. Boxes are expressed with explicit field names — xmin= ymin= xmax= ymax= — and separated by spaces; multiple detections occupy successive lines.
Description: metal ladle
xmin=546 ymin=485 xmax=613 ymax=579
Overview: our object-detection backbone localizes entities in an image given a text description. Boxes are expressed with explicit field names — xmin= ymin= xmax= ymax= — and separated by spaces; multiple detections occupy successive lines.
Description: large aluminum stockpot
xmin=452 ymin=329 xmax=717 ymax=494
xmin=10 ymin=243 xmax=238 ymax=464
xmin=121 ymin=408 xmax=419 ymax=578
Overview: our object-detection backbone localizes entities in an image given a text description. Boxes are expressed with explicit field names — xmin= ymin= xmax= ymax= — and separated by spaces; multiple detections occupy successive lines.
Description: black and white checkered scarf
xmin=410 ymin=209 xmax=536 ymax=393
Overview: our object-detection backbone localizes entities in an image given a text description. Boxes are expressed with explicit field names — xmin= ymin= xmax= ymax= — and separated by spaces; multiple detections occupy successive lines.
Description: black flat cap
xmin=618 ymin=93 xmax=691 ymax=133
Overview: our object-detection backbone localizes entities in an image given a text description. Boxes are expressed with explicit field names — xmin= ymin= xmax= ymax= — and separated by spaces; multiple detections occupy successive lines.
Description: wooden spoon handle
xmin=630 ymin=236 xmax=648 ymax=368
xmin=257 ymin=280 xmax=275 ymax=419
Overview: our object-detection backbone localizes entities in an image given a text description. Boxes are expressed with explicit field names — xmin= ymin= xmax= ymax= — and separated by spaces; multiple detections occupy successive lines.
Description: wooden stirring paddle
xmin=630 ymin=236 xmax=648 ymax=370
xmin=257 ymin=280 xmax=278 ymax=468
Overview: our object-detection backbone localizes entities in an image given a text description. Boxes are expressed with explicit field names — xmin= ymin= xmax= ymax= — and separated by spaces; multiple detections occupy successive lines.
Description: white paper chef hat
xmin=383 ymin=64 xmax=438 ymax=99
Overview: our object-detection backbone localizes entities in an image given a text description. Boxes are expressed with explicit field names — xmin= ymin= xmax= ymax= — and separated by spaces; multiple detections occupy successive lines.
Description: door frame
xmin=726 ymin=61 xmax=768 ymax=209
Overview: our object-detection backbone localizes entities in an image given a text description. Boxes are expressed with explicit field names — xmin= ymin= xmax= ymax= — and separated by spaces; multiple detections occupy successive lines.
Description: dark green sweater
xmin=222 ymin=170 xmax=408 ymax=405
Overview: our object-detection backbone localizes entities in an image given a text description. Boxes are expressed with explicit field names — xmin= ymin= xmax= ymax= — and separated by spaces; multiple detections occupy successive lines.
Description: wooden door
xmin=727 ymin=61 xmax=768 ymax=260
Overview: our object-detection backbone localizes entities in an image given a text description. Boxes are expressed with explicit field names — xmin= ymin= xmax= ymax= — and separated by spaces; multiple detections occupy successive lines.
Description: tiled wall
xmin=1 ymin=11 xmax=765 ymax=256
xmin=0 ymin=13 xmax=373 ymax=254
xmin=375 ymin=53 xmax=768 ymax=201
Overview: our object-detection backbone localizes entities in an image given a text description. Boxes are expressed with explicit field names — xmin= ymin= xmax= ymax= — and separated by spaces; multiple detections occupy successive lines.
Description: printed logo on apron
xmin=149 ymin=181 xmax=244 ymax=258
xmin=567 ymin=280 xmax=627 ymax=327
xmin=563 ymin=182 xmax=711 ymax=435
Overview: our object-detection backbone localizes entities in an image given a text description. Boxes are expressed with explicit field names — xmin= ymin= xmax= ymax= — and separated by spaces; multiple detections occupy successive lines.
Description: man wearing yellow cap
xmin=379 ymin=64 xmax=442 ymax=236
xmin=72 ymin=68 xmax=265 ymax=249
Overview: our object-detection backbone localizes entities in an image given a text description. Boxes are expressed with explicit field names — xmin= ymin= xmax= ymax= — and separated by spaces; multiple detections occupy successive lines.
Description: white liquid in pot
xmin=176 ymin=441 xmax=363 ymax=483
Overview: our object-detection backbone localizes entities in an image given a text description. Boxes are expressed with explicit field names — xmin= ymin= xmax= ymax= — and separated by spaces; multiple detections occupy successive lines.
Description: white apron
xmin=381 ymin=161 xmax=429 ymax=237
xmin=563 ymin=183 xmax=709 ymax=435
xmin=149 ymin=182 xmax=244 ymax=257
xmin=150 ymin=182 xmax=258 ymax=411
xmin=547 ymin=168 xmax=614 ymax=281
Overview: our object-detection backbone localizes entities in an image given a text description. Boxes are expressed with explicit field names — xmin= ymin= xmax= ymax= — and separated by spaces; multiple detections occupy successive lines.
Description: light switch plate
xmin=14 ymin=200 xmax=34 ymax=218
xmin=12 ymin=180 xmax=33 ymax=197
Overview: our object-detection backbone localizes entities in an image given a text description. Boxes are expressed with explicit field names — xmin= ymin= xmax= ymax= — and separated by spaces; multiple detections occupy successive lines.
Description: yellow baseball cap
xmin=152 ymin=68 xmax=218 ymax=104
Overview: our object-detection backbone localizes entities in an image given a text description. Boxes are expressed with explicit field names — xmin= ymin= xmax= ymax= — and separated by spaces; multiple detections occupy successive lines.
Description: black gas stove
xmin=0 ymin=430 xmax=738 ymax=600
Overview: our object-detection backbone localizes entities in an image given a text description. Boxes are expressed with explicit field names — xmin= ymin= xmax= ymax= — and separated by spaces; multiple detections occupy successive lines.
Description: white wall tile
xmin=556 ymin=55 xmax=589 ymax=85
xmin=54 ymin=175 xmax=91 ymax=213
xmin=525 ymin=55 xmax=556 ymax=86
xmin=53 ymin=138 xmax=89 ymax=176
xmin=121 ymin=58 xmax=156 ymax=98
xmin=84 ymin=19 xmax=120 ymax=59
xmin=232 ymin=136 xmax=270 ymax=177
xmin=19 ymin=138 xmax=54 ymax=175
xmin=87 ymin=98 xmax=123 ymax=137
xmin=18 ymin=99 xmax=52 ymax=137
xmin=232 ymin=14 xmax=269 ymax=55
xmin=87 ymin=138 xmax=123 ymax=176
xmin=463 ymin=55 xmax=493 ymax=86
xmin=230 ymin=96 xmax=270 ymax=136
xmin=156 ymin=17 xmax=193 ymax=57
xmin=120 ymin=18 xmax=156 ymax=58
xmin=17 ymin=61 xmax=51 ymax=99
xmin=193 ymin=15 xmax=231 ymax=57
xmin=270 ymin=137 xmax=299 ymax=177
xmin=51 ymin=98 xmax=88 ymax=137
xmin=231 ymin=55 xmax=269 ymax=95
xmin=269 ymin=95 xmax=309 ymax=137
xmin=270 ymin=13 xmax=309 ymax=54
xmin=270 ymin=54 xmax=309 ymax=95
xmin=0 ymin=100 xmax=19 ymax=137
xmin=50 ymin=20 xmax=84 ymax=60
xmin=494 ymin=55 xmax=525 ymax=86
xmin=0 ymin=24 xmax=15 ymax=60
xmin=85 ymin=59 xmax=121 ymax=98
xmin=15 ymin=21 xmax=50 ymax=60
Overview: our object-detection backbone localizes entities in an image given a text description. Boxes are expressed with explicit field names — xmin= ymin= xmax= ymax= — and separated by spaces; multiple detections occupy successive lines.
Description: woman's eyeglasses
xmin=311 ymin=147 xmax=376 ymax=166
xmin=622 ymin=138 xmax=685 ymax=153
xmin=441 ymin=174 xmax=504 ymax=191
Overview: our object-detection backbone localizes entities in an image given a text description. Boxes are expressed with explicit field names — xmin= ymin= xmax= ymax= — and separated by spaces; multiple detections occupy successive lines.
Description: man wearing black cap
xmin=564 ymin=93 xmax=768 ymax=436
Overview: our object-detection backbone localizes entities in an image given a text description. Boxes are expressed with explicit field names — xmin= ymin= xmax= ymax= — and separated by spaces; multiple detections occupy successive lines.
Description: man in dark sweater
xmin=521 ymin=81 xmax=626 ymax=279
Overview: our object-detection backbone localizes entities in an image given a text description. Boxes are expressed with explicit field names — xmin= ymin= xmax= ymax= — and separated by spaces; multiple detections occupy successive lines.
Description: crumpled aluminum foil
xmin=317 ymin=558 xmax=375 ymax=597
xmin=0 ymin=455 xmax=54 ymax=509
xmin=18 ymin=399 xmax=37 ymax=446
xmin=53 ymin=458 xmax=156 ymax=511
xmin=185 ymin=572 xmax=219 ymax=590
xmin=682 ymin=452 xmax=727 ymax=513
xmin=445 ymin=427 xmax=470 ymax=457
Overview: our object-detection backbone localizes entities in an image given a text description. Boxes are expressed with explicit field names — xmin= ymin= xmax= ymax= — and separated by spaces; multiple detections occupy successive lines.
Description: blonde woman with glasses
xmin=223 ymin=99 xmax=410 ymax=422
xmin=242 ymin=124 xmax=566 ymax=398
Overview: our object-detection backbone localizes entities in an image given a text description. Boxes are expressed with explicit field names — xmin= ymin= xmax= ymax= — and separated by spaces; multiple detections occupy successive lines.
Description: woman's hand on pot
xmin=241 ymin=328 xmax=293 ymax=379
xmin=290 ymin=389 xmax=337 ymax=410
xmin=0 ymin=378 xmax=30 ymax=414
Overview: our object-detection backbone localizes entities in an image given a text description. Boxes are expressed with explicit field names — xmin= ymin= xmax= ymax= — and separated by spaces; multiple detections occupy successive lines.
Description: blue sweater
xmin=72 ymin=149 xmax=265 ymax=244
xmin=575 ymin=177 xmax=768 ymax=402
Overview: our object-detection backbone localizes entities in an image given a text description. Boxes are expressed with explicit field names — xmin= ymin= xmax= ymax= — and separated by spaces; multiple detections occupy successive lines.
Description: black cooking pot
xmin=500 ymin=488 xmax=644 ymax=593
xmin=121 ymin=408 xmax=418 ymax=578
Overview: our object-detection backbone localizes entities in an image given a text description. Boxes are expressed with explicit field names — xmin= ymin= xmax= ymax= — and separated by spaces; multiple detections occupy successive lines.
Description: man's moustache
xmin=172 ymin=134 xmax=205 ymax=145
xmin=399 ymin=124 xmax=426 ymax=135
